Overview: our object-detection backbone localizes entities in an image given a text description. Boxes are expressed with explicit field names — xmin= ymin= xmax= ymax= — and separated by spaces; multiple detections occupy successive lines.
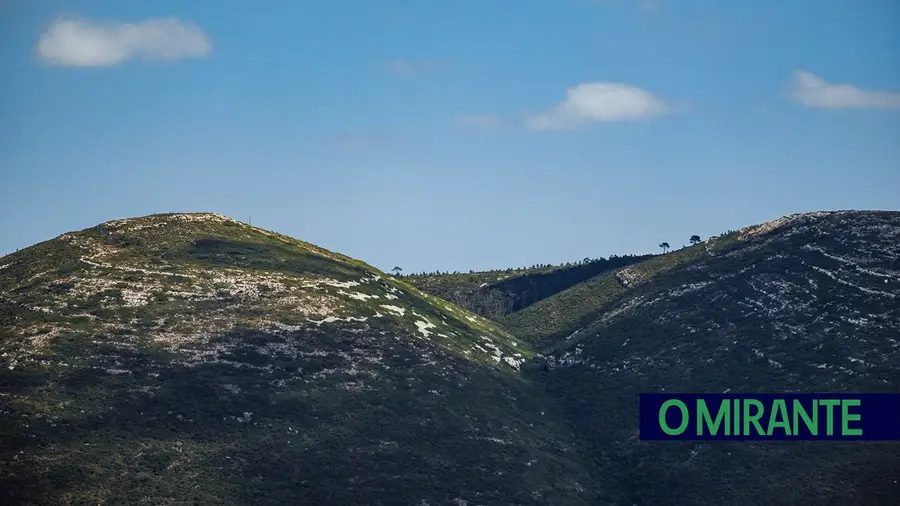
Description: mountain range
xmin=2 ymin=210 xmax=898 ymax=505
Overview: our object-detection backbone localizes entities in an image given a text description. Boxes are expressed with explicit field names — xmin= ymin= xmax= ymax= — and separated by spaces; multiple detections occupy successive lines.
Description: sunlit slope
xmin=406 ymin=254 xmax=653 ymax=320
xmin=500 ymin=240 xmax=717 ymax=350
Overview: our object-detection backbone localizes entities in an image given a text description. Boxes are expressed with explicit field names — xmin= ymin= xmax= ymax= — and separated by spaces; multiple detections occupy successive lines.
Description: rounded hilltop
xmin=2 ymin=211 xmax=531 ymax=370
xmin=735 ymin=209 xmax=898 ymax=240
xmin=100 ymin=211 xmax=240 ymax=227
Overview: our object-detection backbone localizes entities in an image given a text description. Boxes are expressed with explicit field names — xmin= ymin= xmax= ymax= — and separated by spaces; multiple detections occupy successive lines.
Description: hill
xmin=406 ymin=254 xmax=653 ymax=320
xmin=524 ymin=210 xmax=900 ymax=505
xmin=2 ymin=210 xmax=899 ymax=505
xmin=0 ymin=213 xmax=595 ymax=505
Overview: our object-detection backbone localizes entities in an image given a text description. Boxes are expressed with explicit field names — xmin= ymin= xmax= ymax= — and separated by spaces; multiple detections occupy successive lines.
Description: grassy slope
xmin=500 ymin=243 xmax=718 ymax=351
xmin=406 ymin=255 xmax=653 ymax=321
xmin=0 ymin=213 xmax=596 ymax=505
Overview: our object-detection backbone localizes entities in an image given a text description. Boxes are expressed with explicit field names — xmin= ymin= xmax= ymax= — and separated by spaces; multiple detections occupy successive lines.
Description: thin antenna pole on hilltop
xmin=249 ymin=216 xmax=252 ymax=226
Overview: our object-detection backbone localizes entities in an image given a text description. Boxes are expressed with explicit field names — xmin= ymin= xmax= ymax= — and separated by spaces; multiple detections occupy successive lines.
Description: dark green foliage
xmin=180 ymin=237 xmax=358 ymax=280
xmin=0 ymin=299 xmax=48 ymax=327
xmin=407 ymin=255 xmax=653 ymax=319
xmin=1 ymin=328 xmax=596 ymax=506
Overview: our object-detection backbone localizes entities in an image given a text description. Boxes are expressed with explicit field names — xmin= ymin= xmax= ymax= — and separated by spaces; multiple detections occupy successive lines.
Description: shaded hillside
xmin=0 ymin=213 xmax=596 ymax=506
xmin=527 ymin=210 xmax=900 ymax=505
xmin=407 ymin=254 xmax=652 ymax=320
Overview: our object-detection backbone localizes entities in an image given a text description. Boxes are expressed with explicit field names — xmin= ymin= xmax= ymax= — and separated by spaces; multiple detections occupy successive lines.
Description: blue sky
xmin=2 ymin=0 xmax=899 ymax=273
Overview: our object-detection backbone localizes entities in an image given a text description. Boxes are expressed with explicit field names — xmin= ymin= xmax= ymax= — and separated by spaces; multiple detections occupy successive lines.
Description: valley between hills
xmin=1 ymin=210 xmax=898 ymax=505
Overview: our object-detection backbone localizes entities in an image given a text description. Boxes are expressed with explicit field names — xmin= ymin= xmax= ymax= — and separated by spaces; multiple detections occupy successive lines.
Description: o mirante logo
xmin=639 ymin=393 xmax=900 ymax=441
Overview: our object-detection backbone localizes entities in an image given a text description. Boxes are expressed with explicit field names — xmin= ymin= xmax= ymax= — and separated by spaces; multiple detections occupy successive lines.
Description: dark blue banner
xmin=639 ymin=393 xmax=900 ymax=441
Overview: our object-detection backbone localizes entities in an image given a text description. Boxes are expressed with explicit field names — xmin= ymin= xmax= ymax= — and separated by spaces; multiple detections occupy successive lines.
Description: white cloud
xmin=386 ymin=59 xmax=446 ymax=76
xmin=454 ymin=115 xmax=502 ymax=131
xmin=527 ymin=82 xmax=669 ymax=130
xmin=37 ymin=17 xmax=212 ymax=67
xmin=787 ymin=71 xmax=900 ymax=110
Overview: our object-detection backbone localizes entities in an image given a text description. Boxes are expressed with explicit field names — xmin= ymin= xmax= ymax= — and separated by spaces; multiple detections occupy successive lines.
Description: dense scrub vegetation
xmin=1 ymin=326 xmax=595 ymax=505
xmin=528 ymin=211 xmax=900 ymax=505
xmin=406 ymin=254 xmax=653 ymax=319
xmin=0 ymin=213 xmax=594 ymax=505
xmin=3 ymin=211 xmax=899 ymax=505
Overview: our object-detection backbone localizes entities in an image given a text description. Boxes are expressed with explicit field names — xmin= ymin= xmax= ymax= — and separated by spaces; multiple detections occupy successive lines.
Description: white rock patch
xmin=415 ymin=319 xmax=436 ymax=337
xmin=341 ymin=291 xmax=379 ymax=301
xmin=323 ymin=279 xmax=362 ymax=289
xmin=380 ymin=305 xmax=406 ymax=316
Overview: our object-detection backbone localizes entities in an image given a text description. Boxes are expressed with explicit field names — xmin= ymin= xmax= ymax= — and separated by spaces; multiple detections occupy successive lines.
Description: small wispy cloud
xmin=37 ymin=16 xmax=212 ymax=67
xmin=454 ymin=115 xmax=502 ymax=131
xmin=386 ymin=59 xmax=447 ymax=76
xmin=526 ymin=82 xmax=669 ymax=130
xmin=787 ymin=71 xmax=900 ymax=110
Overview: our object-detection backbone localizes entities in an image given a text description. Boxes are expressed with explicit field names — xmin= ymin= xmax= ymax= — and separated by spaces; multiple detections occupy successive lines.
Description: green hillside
xmin=0 ymin=213 xmax=594 ymax=505
xmin=406 ymin=254 xmax=652 ymax=320
xmin=2 ymin=210 xmax=899 ymax=505
xmin=498 ymin=237 xmax=732 ymax=350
